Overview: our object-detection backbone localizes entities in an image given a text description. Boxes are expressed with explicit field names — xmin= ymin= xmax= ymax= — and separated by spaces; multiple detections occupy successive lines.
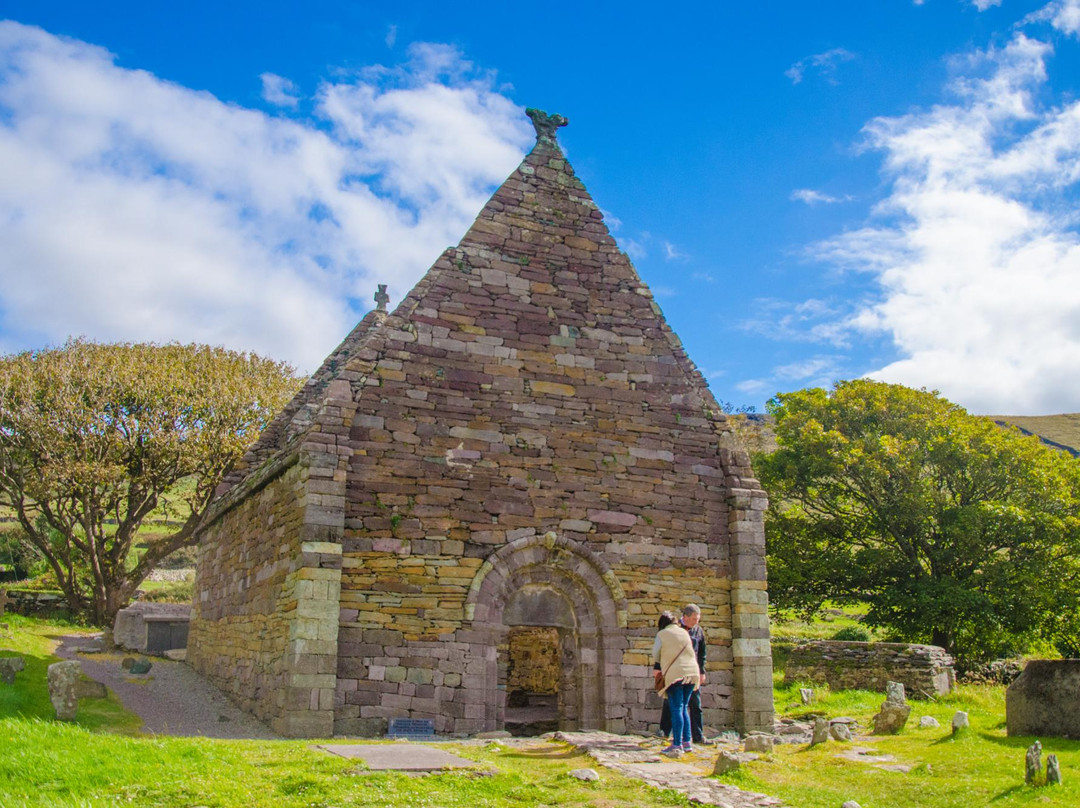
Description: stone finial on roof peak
xmin=374 ymin=284 xmax=390 ymax=312
xmin=526 ymin=108 xmax=568 ymax=148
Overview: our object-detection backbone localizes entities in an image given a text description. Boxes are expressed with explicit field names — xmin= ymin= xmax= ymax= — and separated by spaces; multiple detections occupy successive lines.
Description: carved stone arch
xmin=459 ymin=532 xmax=629 ymax=733
xmin=465 ymin=532 xmax=628 ymax=628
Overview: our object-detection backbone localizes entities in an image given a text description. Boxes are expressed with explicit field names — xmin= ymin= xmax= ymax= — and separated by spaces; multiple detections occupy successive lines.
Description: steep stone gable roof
xmin=327 ymin=117 xmax=738 ymax=456
xmin=213 ymin=111 xmax=744 ymax=514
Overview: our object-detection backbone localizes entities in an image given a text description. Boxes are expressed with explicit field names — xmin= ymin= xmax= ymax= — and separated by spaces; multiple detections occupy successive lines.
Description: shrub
xmin=832 ymin=625 xmax=871 ymax=642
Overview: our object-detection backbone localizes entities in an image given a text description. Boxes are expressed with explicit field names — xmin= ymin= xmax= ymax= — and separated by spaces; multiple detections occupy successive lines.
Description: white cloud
xmin=808 ymin=25 xmax=1080 ymax=414
xmin=663 ymin=240 xmax=689 ymax=261
xmin=386 ymin=24 xmax=398 ymax=49
xmin=1023 ymin=0 xmax=1080 ymax=35
xmin=259 ymin=72 xmax=299 ymax=108
xmin=0 ymin=23 xmax=533 ymax=370
xmin=785 ymin=48 xmax=856 ymax=85
xmin=791 ymin=188 xmax=852 ymax=205
xmin=773 ymin=356 xmax=842 ymax=385
xmin=972 ymin=0 xmax=1003 ymax=10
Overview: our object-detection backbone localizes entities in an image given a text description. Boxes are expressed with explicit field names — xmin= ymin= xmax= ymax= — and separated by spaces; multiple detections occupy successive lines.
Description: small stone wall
xmin=1006 ymin=660 xmax=1080 ymax=738
xmin=784 ymin=641 xmax=954 ymax=697
xmin=3 ymin=589 xmax=69 ymax=617
xmin=113 ymin=602 xmax=191 ymax=653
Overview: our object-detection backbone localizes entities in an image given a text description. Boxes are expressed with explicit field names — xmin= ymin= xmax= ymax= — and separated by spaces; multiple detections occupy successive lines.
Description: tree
xmin=0 ymin=340 xmax=300 ymax=626
xmin=757 ymin=380 xmax=1080 ymax=662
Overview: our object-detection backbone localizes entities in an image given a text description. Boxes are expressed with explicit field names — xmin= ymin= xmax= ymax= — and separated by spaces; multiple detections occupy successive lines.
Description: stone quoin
xmin=186 ymin=109 xmax=774 ymax=738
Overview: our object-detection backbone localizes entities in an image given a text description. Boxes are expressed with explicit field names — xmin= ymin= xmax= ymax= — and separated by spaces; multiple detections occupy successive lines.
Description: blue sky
xmin=2 ymin=1 xmax=1079 ymax=415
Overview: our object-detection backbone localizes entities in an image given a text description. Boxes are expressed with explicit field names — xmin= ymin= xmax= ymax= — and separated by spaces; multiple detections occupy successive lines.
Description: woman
xmin=653 ymin=610 xmax=701 ymax=756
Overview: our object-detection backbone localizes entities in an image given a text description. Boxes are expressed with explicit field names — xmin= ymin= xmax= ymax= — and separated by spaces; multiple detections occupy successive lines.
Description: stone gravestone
xmin=951 ymin=711 xmax=969 ymax=735
xmin=1025 ymin=740 xmax=1042 ymax=785
xmin=47 ymin=660 xmax=81 ymax=720
xmin=809 ymin=715 xmax=829 ymax=747
xmin=872 ymin=680 xmax=912 ymax=734
xmin=0 ymin=656 xmax=25 ymax=684
xmin=744 ymin=734 xmax=775 ymax=753
xmin=1046 ymin=754 xmax=1062 ymax=785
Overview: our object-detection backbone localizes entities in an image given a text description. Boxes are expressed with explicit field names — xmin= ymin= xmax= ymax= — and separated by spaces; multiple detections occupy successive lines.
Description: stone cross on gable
xmin=526 ymin=108 xmax=568 ymax=147
xmin=374 ymin=284 xmax=390 ymax=312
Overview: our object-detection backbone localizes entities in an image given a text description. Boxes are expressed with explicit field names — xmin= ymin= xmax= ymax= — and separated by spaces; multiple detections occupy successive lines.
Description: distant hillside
xmin=990 ymin=413 xmax=1080 ymax=457
xmin=730 ymin=412 xmax=1080 ymax=457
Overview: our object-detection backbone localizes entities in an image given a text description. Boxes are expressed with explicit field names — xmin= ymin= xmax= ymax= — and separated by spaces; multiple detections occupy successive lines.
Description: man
xmin=655 ymin=603 xmax=710 ymax=744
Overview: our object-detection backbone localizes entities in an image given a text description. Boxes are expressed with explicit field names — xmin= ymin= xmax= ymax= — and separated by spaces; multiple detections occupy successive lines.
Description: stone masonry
xmin=784 ymin=641 xmax=955 ymax=698
xmin=188 ymin=109 xmax=774 ymax=738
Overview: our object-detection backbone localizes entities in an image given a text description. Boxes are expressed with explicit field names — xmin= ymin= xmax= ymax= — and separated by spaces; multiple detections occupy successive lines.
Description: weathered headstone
xmin=47 ymin=660 xmax=81 ymax=720
xmin=1046 ymin=754 xmax=1062 ymax=785
xmin=1025 ymin=740 xmax=1042 ymax=785
xmin=919 ymin=716 xmax=940 ymax=729
xmin=799 ymin=687 xmax=814 ymax=705
xmin=872 ymin=679 xmax=913 ymax=734
xmin=885 ymin=681 xmax=906 ymax=705
xmin=744 ymin=734 xmax=775 ymax=753
xmin=0 ymin=656 xmax=25 ymax=684
xmin=810 ymin=715 xmax=829 ymax=746
xmin=713 ymin=751 xmax=741 ymax=775
xmin=830 ymin=722 xmax=852 ymax=742
xmin=951 ymin=711 xmax=969 ymax=735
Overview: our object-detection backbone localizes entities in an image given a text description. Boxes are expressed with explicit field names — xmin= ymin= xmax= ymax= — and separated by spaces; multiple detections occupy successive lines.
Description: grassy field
xmin=991 ymin=413 xmax=1080 ymax=455
xmin=2 ymin=613 xmax=1078 ymax=807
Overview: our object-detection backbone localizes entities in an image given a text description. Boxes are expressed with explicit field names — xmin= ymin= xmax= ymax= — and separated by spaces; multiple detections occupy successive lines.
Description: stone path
xmin=554 ymin=731 xmax=786 ymax=808
xmin=55 ymin=633 xmax=279 ymax=739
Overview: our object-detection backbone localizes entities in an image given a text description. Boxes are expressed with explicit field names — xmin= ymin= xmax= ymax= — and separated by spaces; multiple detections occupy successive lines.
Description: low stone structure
xmin=1006 ymin=659 xmax=1080 ymax=738
xmin=784 ymin=641 xmax=954 ymax=697
xmin=0 ymin=656 xmax=24 ymax=684
xmin=113 ymin=602 xmax=190 ymax=654
xmin=2 ymin=589 xmax=69 ymax=618
xmin=188 ymin=109 xmax=774 ymax=738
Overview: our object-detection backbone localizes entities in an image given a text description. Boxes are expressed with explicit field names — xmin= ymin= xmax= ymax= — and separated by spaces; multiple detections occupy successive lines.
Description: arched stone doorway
xmin=462 ymin=532 xmax=628 ymax=734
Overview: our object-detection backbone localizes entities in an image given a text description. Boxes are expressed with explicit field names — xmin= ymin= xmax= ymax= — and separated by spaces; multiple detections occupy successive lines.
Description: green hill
xmin=730 ymin=412 xmax=1080 ymax=457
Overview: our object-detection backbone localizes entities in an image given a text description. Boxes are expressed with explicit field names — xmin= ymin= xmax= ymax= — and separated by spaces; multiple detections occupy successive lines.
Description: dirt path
xmin=56 ymin=633 xmax=279 ymax=740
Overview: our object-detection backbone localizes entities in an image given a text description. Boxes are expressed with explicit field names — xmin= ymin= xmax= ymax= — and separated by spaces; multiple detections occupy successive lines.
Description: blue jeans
xmin=666 ymin=681 xmax=694 ymax=747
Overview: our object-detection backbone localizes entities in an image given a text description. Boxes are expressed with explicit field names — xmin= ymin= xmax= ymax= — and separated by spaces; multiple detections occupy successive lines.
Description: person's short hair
xmin=658 ymin=611 xmax=678 ymax=630
xmin=682 ymin=603 xmax=701 ymax=617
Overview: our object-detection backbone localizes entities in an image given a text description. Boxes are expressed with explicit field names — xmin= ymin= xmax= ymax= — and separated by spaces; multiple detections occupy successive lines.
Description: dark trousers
xmin=660 ymin=687 xmax=704 ymax=741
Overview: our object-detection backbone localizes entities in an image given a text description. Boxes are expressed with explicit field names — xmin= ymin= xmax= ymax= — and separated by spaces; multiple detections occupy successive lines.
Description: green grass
xmin=4 ymin=614 xmax=1078 ymax=807
xmin=729 ymin=681 xmax=1080 ymax=807
xmin=0 ymin=616 xmax=691 ymax=808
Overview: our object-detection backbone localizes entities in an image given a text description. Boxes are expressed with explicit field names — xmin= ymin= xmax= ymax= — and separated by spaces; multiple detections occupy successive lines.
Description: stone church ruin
xmin=187 ymin=109 xmax=774 ymax=738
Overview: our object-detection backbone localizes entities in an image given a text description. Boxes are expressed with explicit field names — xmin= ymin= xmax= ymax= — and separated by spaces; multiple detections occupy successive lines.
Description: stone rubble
xmin=554 ymin=731 xmax=785 ymax=808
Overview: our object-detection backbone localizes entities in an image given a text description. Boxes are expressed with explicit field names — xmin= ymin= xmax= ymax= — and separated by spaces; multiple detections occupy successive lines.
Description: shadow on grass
xmin=989 ymin=784 xmax=1026 ymax=801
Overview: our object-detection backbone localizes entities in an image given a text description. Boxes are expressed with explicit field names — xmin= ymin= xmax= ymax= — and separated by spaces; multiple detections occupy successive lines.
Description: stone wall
xmin=2 ymin=588 xmax=69 ymax=617
xmin=784 ymin=641 xmax=955 ymax=697
xmin=507 ymin=627 xmax=560 ymax=695
xmin=1007 ymin=660 xmax=1080 ymax=738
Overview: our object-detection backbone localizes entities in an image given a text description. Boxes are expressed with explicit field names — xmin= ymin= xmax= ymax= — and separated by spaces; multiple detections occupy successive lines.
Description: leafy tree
xmin=758 ymin=380 xmax=1080 ymax=661
xmin=0 ymin=340 xmax=300 ymax=626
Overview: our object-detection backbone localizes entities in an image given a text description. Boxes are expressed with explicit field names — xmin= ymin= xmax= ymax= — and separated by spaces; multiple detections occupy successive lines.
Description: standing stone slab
xmin=47 ymin=660 xmax=81 ymax=720
xmin=809 ymin=715 xmax=829 ymax=747
xmin=1007 ymin=660 xmax=1080 ymax=739
xmin=1046 ymin=754 xmax=1062 ymax=785
xmin=951 ymin=711 xmax=969 ymax=735
xmin=0 ymin=656 xmax=24 ymax=684
xmin=1025 ymin=740 xmax=1042 ymax=785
